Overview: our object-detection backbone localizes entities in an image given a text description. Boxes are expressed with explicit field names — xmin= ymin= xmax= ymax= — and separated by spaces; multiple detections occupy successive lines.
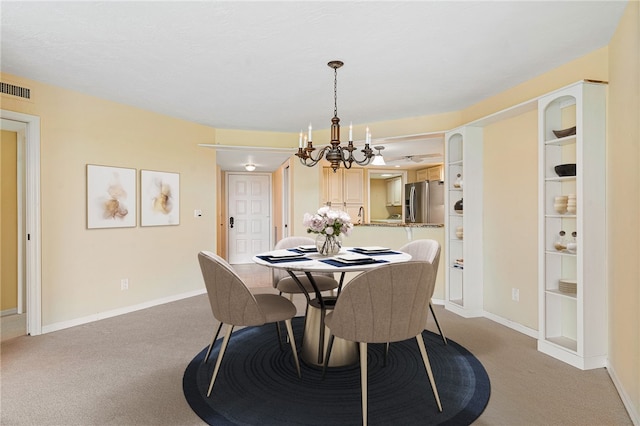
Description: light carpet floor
xmin=0 ymin=264 xmax=632 ymax=425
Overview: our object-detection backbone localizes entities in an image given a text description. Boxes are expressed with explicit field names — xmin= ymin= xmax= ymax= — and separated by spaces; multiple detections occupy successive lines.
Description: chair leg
xmin=207 ymin=324 xmax=234 ymax=397
xmin=283 ymin=319 xmax=302 ymax=378
xmin=429 ymin=302 xmax=447 ymax=345
xmin=275 ymin=322 xmax=285 ymax=351
xmin=321 ymin=334 xmax=336 ymax=379
xmin=203 ymin=322 xmax=224 ymax=364
xmin=415 ymin=334 xmax=442 ymax=412
xmin=383 ymin=342 xmax=390 ymax=367
xmin=359 ymin=342 xmax=368 ymax=426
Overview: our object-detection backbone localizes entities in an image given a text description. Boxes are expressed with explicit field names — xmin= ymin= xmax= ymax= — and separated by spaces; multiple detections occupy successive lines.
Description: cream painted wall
xmin=369 ymin=180 xmax=388 ymax=220
xmin=1 ymin=130 xmax=18 ymax=311
xmin=289 ymin=156 xmax=323 ymax=236
xmin=482 ymin=109 xmax=538 ymax=329
xmin=0 ymin=73 xmax=217 ymax=328
xmin=462 ymin=47 xmax=609 ymax=125
xmin=608 ymin=0 xmax=640 ymax=419
xmin=214 ymin=128 xmax=295 ymax=148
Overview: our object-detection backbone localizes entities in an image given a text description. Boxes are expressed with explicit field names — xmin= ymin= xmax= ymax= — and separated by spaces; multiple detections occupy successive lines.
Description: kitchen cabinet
xmin=322 ymin=167 xmax=364 ymax=218
xmin=537 ymin=81 xmax=606 ymax=370
xmin=416 ymin=165 xmax=443 ymax=181
xmin=444 ymin=126 xmax=483 ymax=318
xmin=385 ymin=177 xmax=402 ymax=206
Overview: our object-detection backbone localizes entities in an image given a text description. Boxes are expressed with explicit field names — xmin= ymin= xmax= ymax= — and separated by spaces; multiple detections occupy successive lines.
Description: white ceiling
xmin=0 ymin=1 xmax=627 ymax=171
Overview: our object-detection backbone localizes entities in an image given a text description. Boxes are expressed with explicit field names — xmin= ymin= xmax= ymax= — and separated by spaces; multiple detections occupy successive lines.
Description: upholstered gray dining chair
xmin=272 ymin=236 xmax=339 ymax=300
xmin=399 ymin=239 xmax=447 ymax=344
xmin=323 ymin=261 xmax=442 ymax=425
xmin=197 ymin=251 xmax=301 ymax=397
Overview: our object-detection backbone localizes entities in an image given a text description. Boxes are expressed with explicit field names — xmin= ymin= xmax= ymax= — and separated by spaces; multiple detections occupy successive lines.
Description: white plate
xmin=296 ymin=245 xmax=317 ymax=252
xmin=266 ymin=250 xmax=304 ymax=259
xmin=336 ymin=253 xmax=373 ymax=262
xmin=353 ymin=246 xmax=389 ymax=253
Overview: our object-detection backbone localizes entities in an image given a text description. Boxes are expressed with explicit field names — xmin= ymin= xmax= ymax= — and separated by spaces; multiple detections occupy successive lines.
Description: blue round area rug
xmin=183 ymin=317 xmax=490 ymax=425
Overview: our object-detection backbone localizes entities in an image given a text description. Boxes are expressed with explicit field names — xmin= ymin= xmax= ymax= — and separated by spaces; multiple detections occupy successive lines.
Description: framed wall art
xmin=140 ymin=169 xmax=180 ymax=226
xmin=86 ymin=164 xmax=137 ymax=229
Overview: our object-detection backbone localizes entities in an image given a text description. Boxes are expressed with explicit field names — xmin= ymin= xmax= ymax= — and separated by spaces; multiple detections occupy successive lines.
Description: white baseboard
xmin=482 ymin=310 xmax=539 ymax=339
xmin=41 ymin=288 xmax=207 ymax=334
xmin=607 ymin=361 xmax=640 ymax=425
xmin=1 ymin=308 xmax=18 ymax=317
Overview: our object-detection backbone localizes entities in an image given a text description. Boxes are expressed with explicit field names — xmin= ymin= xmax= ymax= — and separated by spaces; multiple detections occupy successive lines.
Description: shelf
xmin=545 ymin=176 xmax=576 ymax=182
xmin=545 ymin=289 xmax=577 ymax=300
xmin=545 ymin=214 xmax=577 ymax=219
xmin=545 ymin=250 xmax=576 ymax=257
xmin=544 ymin=135 xmax=577 ymax=146
xmin=448 ymin=160 xmax=463 ymax=166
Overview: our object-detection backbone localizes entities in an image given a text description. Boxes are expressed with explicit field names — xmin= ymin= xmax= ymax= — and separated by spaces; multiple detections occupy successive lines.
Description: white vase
xmin=315 ymin=234 xmax=342 ymax=256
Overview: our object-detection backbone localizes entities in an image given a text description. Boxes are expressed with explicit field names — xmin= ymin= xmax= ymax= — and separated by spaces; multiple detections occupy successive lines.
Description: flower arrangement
xmin=303 ymin=206 xmax=353 ymax=237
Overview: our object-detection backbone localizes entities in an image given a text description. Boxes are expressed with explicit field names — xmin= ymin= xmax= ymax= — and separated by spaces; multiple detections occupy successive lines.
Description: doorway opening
xmin=0 ymin=110 xmax=42 ymax=337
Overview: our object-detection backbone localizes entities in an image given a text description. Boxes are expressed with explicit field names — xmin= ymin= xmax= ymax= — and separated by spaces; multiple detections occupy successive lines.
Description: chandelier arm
xmin=298 ymin=145 xmax=332 ymax=167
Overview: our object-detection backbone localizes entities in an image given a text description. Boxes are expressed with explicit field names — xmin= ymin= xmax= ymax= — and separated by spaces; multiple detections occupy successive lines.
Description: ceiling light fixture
xmin=244 ymin=163 xmax=256 ymax=172
xmin=371 ymin=146 xmax=386 ymax=166
xmin=296 ymin=60 xmax=374 ymax=173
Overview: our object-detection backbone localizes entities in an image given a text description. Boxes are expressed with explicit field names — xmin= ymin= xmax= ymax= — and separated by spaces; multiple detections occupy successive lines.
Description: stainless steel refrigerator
xmin=404 ymin=180 xmax=445 ymax=224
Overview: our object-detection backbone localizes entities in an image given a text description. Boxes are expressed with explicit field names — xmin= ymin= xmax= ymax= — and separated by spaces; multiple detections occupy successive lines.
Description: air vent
xmin=0 ymin=82 xmax=31 ymax=100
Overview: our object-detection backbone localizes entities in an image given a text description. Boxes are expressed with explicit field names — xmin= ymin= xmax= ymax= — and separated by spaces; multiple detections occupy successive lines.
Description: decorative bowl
xmin=554 ymin=163 xmax=576 ymax=177
xmin=552 ymin=126 xmax=576 ymax=138
xmin=553 ymin=205 xmax=567 ymax=214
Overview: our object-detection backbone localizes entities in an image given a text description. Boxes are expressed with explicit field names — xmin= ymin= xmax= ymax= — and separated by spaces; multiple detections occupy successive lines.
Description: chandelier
xmin=296 ymin=60 xmax=374 ymax=172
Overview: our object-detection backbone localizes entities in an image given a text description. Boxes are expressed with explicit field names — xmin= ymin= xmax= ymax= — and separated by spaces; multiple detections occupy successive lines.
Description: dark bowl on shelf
xmin=552 ymin=126 xmax=576 ymax=138
xmin=554 ymin=163 xmax=576 ymax=177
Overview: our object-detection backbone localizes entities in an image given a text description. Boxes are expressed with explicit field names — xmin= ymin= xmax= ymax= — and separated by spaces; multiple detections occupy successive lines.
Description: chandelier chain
xmin=333 ymin=66 xmax=338 ymax=118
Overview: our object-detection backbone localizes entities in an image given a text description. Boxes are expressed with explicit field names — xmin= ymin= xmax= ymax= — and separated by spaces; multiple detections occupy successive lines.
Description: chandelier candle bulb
xmin=299 ymin=131 xmax=303 ymax=148
xmin=349 ymin=122 xmax=353 ymax=141
xmin=308 ymin=124 xmax=312 ymax=142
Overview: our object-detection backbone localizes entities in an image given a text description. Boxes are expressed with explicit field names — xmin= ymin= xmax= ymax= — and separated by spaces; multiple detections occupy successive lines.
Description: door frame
xmin=0 ymin=110 xmax=41 ymax=336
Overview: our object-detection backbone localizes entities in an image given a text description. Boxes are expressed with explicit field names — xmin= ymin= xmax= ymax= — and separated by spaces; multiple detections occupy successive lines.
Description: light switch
xmin=194 ymin=209 xmax=202 ymax=217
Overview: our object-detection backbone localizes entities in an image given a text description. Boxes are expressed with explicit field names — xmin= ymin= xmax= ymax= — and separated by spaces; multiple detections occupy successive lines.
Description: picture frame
xmin=140 ymin=169 xmax=180 ymax=226
xmin=86 ymin=164 xmax=137 ymax=229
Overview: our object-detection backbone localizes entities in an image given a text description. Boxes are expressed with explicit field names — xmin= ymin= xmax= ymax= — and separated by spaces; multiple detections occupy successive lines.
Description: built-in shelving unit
xmin=537 ymin=81 xmax=607 ymax=369
xmin=444 ymin=126 xmax=483 ymax=317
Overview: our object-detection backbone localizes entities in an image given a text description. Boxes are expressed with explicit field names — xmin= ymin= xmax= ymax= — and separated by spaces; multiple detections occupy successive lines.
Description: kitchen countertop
xmin=356 ymin=222 xmax=444 ymax=228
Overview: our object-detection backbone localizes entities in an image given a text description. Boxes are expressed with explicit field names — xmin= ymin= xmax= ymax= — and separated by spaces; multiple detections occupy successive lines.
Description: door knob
xmin=229 ymin=217 xmax=234 ymax=228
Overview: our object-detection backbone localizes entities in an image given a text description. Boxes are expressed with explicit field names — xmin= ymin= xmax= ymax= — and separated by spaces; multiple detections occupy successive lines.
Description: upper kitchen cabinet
xmin=322 ymin=167 xmax=365 ymax=218
xmin=416 ymin=164 xmax=444 ymax=181
xmin=386 ymin=176 xmax=402 ymax=207
xmin=444 ymin=126 xmax=483 ymax=318
xmin=537 ymin=81 xmax=607 ymax=370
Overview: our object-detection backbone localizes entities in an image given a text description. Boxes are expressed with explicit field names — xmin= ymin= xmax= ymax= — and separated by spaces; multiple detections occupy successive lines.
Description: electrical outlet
xmin=512 ymin=288 xmax=519 ymax=302
xmin=121 ymin=278 xmax=129 ymax=290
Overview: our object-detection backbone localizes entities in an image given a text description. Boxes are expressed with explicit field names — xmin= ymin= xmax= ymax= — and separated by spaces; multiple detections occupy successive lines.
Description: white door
xmin=227 ymin=173 xmax=271 ymax=264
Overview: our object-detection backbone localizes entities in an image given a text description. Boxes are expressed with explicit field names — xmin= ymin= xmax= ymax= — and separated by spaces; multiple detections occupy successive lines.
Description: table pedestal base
xmin=301 ymin=299 xmax=358 ymax=367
